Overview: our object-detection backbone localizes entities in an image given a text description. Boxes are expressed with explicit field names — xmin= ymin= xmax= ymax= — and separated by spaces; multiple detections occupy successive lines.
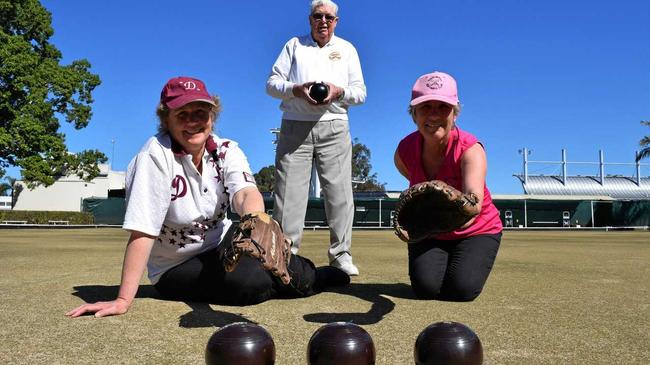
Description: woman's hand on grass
xmin=65 ymin=297 xmax=130 ymax=318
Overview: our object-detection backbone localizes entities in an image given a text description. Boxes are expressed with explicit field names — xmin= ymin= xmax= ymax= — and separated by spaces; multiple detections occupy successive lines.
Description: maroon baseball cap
xmin=160 ymin=76 xmax=216 ymax=109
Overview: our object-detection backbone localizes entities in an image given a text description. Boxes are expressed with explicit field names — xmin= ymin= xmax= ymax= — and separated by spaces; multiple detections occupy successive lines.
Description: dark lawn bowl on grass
xmin=307 ymin=322 xmax=375 ymax=365
xmin=414 ymin=321 xmax=483 ymax=365
xmin=205 ymin=322 xmax=275 ymax=365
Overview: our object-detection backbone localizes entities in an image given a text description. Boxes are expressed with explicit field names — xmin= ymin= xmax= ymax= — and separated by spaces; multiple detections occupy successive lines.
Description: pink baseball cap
xmin=160 ymin=76 xmax=216 ymax=109
xmin=410 ymin=71 xmax=459 ymax=106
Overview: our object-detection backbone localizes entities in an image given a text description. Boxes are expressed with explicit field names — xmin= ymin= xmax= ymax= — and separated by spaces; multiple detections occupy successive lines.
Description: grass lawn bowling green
xmin=0 ymin=229 xmax=648 ymax=364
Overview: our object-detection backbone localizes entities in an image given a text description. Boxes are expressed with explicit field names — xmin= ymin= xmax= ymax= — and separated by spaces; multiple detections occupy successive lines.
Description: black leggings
xmin=154 ymin=227 xmax=318 ymax=306
xmin=408 ymin=233 xmax=501 ymax=302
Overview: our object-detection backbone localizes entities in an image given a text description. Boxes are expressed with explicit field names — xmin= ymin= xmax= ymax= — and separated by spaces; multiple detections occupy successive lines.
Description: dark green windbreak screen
xmin=83 ymin=197 xmax=126 ymax=225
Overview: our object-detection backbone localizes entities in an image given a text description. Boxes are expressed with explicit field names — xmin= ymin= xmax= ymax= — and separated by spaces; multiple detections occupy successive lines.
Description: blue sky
xmin=26 ymin=0 xmax=650 ymax=193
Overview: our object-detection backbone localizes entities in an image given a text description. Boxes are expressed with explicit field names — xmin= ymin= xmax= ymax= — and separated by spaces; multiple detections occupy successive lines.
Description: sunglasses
xmin=311 ymin=13 xmax=337 ymax=22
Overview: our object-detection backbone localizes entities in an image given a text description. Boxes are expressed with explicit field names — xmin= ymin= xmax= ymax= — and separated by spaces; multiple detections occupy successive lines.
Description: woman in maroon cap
xmin=67 ymin=76 xmax=348 ymax=318
xmin=394 ymin=71 xmax=502 ymax=301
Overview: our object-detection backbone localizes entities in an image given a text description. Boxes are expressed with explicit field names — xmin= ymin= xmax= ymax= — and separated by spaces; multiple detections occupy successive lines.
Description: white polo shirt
xmin=123 ymin=133 xmax=257 ymax=284
xmin=266 ymin=34 xmax=367 ymax=122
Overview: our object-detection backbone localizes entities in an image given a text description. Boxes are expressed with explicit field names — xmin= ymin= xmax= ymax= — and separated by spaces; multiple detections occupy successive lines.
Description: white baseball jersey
xmin=123 ymin=133 xmax=257 ymax=284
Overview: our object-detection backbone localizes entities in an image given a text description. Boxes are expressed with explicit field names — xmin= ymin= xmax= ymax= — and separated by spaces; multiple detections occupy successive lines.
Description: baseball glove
xmin=393 ymin=180 xmax=481 ymax=243
xmin=223 ymin=212 xmax=292 ymax=285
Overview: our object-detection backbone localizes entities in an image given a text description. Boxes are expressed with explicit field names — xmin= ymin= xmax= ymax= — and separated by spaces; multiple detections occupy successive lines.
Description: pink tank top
xmin=397 ymin=127 xmax=502 ymax=240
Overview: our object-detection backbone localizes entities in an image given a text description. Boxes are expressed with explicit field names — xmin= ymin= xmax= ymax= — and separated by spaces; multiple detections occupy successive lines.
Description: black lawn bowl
xmin=307 ymin=322 xmax=375 ymax=365
xmin=205 ymin=322 xmax=275 ymax=365
xmin=414 ymin=321 xmax=483 ymax=365
xmin=309 ymin=82 xmax=329 ymax=103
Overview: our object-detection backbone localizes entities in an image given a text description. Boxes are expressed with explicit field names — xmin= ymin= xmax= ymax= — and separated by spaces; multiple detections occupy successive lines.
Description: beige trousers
xmin=273 ymin=118 xmax=354 ymax=264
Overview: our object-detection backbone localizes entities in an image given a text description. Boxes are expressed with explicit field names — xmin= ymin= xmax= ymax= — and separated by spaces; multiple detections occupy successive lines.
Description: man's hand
xmin=293 ymin=82 xmax=343 ymax=105
xmin=322 ymin=82 xmax=344 ymax=104
xmin=293 ymin=82 xmax=318 ymax=104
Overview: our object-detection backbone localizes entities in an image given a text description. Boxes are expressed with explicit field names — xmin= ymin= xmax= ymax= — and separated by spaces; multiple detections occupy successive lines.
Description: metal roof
xmin=514 ymin=175 xmax=650 ymax=200
xmin=491 ymin=193 xmax=614 ymax=201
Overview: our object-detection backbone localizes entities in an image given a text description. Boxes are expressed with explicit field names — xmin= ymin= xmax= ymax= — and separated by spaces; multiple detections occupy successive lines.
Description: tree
xmin=1 ymin=176 xmax=23 ymax=208
xmin=0 ymin=179 xmax=9 ymax=196
xmin=352 ymin=138 xmax=385 ymax=192
xmin=0 ymin=0 xmax=105 ymax=188
xmin=254 ymin=165 xmax=276 ymax=193
xmin=637 ymin=120 xmax=650 ymax=162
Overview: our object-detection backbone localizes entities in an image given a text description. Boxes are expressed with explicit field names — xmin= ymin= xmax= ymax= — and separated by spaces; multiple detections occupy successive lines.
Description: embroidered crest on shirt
xmin=329 ymin=51 xmax=341 ymax=60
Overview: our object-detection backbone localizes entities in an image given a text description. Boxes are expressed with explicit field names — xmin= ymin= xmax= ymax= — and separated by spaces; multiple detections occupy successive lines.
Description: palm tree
xmin=636 ymin=120 xmax=650 ymax=162
xmin=1 ymin=177 xmax=23 ymax=209
xmin=0 ymin=181 xmax=10 ymax=196
xmin=637 ymin=120 xmax=650 ymax=162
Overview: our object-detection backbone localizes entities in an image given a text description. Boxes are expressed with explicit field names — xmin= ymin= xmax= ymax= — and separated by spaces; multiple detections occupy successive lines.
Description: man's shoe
xmin=330 ymin=259 xmax=360 ymax=276
xmin=313 ymin=266 xmax=350 ymax=293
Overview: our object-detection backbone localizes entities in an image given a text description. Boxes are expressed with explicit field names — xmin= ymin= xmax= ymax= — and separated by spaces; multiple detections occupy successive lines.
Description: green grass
xmin=1 ymin=229 xmax=649 ymax=364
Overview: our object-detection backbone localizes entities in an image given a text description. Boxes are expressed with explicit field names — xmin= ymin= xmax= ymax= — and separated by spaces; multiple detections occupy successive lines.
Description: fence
xmin=81 ymin=196 xmax=650 ymax=229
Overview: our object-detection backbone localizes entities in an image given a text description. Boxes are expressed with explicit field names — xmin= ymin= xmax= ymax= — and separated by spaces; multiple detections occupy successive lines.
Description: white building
xmin=0 ymin=196 xmax=11 ymax=210
xmin=13 ymin=164 xmax=125 ymax=212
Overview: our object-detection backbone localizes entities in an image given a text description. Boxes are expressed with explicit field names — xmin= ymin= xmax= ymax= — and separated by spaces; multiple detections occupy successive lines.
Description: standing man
xmin=266 ymin=0 xmax=366 ymax=276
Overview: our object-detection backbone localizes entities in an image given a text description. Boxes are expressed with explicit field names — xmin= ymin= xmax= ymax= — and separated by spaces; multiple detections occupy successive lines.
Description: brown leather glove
xmin=223 ymin=212 xmax=292 ymax=284
xmin=393 ymin=180 xmax=480 ymax=243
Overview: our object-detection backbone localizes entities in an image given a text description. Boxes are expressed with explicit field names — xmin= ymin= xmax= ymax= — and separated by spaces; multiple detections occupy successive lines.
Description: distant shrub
xmin=0 ymin=211 xmax=94 ymax=224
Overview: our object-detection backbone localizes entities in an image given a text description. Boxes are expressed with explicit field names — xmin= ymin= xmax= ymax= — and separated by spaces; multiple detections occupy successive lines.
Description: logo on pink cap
xmin=425 ymin=75 xmax=444 ymax=90
xmin=410 ymin=71 xmax=459 ymax=106
xmin=161 ymin=76 xmax=216 ymax=109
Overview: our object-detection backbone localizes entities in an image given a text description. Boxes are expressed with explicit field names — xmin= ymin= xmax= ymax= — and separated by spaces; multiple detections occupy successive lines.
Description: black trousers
xmin=154 ymin=226 xmax=318 ymax=306
xmin=407 ymin=233 xmax=502 ymax=302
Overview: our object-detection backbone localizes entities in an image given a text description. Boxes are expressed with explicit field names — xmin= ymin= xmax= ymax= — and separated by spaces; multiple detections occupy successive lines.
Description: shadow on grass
xmin=303 ymin=282 xmax=417 ymax=325
xmin=70 ymin=285 xmax=251 ymax=328
xmin=179 ymin=302 xmax=253 ymax=328
xmin=71 ymin=284 xmax=162 ymax=302
xmin=71 ymin=282 xmax=418 ymax=327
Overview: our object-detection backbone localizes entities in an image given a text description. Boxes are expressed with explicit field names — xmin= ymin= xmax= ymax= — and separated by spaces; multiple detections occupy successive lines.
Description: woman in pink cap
xmin=394 ymin=71 xmax=502 ymax=301
xmin=67 ymin=76 xmax=349 ymax=318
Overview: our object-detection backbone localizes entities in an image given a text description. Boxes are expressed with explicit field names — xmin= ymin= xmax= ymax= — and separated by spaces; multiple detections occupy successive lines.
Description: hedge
xmin=0 ymin=211 xmax=94 ymax=224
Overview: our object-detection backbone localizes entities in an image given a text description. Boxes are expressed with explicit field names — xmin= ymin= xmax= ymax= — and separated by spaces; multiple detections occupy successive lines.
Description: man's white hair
xmin=310 ymin=0 xmax=338 ymax=15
